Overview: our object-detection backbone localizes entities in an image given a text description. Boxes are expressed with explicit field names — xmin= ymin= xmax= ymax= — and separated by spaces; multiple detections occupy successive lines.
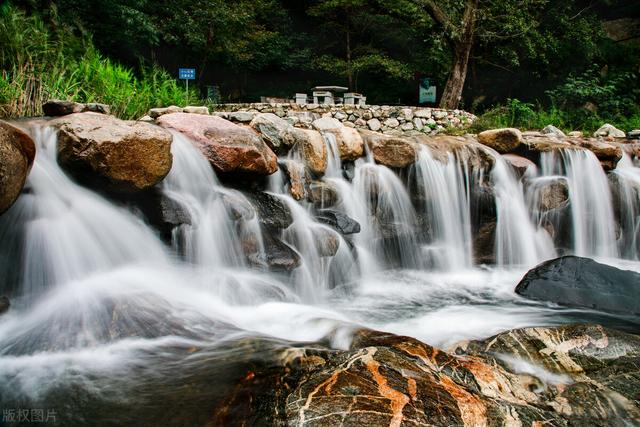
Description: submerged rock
xmin=530 ymin=176 xmax=569 ymax=211
xmin=316 ymin=209 xmax=361 ymax=235
xmin=515 ymin=256 xmax=640 ymax=315
xmin=0 ymin=121 xmax=35 ymax=214
xmin=52 ymin=112 xmax=173 ymax=193
xmin=246 ymin=231 xmax=301 ymax=272
xmin=312 ymin=227 xmax=340 ymax=257
xmin=278 ymin=159 xmax=308 ymax=200
xmin=157 ymin=113 xmax=277 ymax=176
xmin=0 ymin=296 xmax=9 ymax=315
xmin=572 ymin=137 xmax=622 ymax=170
xmin=478 ymin=128 xmax=523 ymax=153
xmin=307 ymin=181 xmax=340 ymax=208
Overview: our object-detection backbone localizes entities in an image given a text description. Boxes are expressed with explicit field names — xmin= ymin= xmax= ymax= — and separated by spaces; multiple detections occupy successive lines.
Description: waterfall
xmin=0 ymin=126 xmax=168 ymax=298
xmin=412 ymin=147 xmax=473 ymax=270
xmin=491 ymin=154 xmax=555 ymax=267
xmin=612 ymin=153 xmax=640 ymax=259
xmin=542 ymin=150 xmax=618 ymax=258
xmin=162 ymin=132 xmax=262 ymax=267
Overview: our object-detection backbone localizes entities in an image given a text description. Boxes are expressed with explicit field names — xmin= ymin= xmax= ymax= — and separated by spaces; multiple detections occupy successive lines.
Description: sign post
xmin=178 ymin=68 xmax=196 ymax=104
xmin=418 ymin=77 xmax=437 ymax=105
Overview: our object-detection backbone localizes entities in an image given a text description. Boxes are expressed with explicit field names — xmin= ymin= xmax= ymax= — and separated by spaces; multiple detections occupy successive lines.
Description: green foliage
xmin=0 ymin=5 xmax=192 ymax=119
xmin=471 ymin=99 xmax=640 ymax=134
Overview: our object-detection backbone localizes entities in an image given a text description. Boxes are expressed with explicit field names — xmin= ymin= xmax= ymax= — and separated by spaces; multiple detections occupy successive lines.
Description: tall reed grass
xmin=0 ymin=5 xmax=195 ymax=119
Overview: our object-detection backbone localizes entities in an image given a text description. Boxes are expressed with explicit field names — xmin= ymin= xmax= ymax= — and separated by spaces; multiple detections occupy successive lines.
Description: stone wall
xmin=211 ymin=103 xmax=476 ymax=136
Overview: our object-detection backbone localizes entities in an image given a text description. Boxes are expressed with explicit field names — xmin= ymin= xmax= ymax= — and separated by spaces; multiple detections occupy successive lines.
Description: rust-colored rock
xmin=0 ymin=121 xmax=35 ymax=214
xmin=52 ymin=112 xmax=172 ymax=192
xmin=158 ymin=113 xmax=277 ymax=175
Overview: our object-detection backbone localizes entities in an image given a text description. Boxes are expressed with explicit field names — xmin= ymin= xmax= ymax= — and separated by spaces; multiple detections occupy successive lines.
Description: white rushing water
xmin=412 ymin=147 xmax=473 ymax=270
xmin=1 ymin=124 xmax=640 ymax=419
xmin=541 ymin=149 xmax=618 ymax=258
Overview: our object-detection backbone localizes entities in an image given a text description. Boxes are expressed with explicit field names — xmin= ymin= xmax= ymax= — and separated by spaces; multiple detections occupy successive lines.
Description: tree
xmin=307 ymin=0 xmax=412 ymax=91
xmin=397 ymin=0 xmax=546 ymax=109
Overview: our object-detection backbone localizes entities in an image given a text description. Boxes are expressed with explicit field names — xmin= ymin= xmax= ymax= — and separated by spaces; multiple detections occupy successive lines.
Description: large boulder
xmin=52 ymin=113 xmax=172 ymax=192
xmin=0 ymin=121 xmax=35 ymax=214
xmin=291 ymin=128 xmax=327 ymax=175
xmin=249 ymin=113 xmax=295 ymax=154
xmin=312 ymin=117 xmax=364 ymax=161
xmin=541 ymin=124 xmax=566 ymax=137
xmin=359 ymin=130 xmax=418 ymax=168
xmin=572 ymin=137 xmax=622 ymax=170
xmin=157 ymin=113 xmax=277 ymax=176
xmin=502 ymin=154 xmax=536 ymax=178
xmin=478 ymin=128 xmax=523 ymax=153
xmin=515 ymin=256 xmax=640 ymax=315
xmin=212 ymin=325 xmax=640 ymax=426
xmin=594 ymin=123 xmax=626 ymax=138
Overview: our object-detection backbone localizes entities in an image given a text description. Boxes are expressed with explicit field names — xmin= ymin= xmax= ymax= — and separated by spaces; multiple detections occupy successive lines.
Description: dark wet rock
xmin=0 ymin=296 xmax=9 ymax=315
xmin=628 ymin=130 xmax=640 ymax=140
xmin=515 ymin=256 xmax=640 ymax=315
xmin=316 ymin=210 xmax=361 ymax=235
xmin=42 ymin=99 xmax=85 ymax=116
xmin=473 ymin=221 xmax=496 ymax=264
xmin=246 ymin=231 xmax=301 ymax=272
xmin=245 ymin=191 xmax=292 ymax=231
xmin=43 ymin=100 xmax=110 ymax=116
xmin=0 ymin=120 xmax=35 ymax=214
xmin=51 ymin=112 xmax=173 ymax=193
xmin=116 ymin=189 xmax=191 ymax=243
xmin=212 ymin=325 xmax=640 ymax=426
xmin=306 ymin=181 xmax=340 ymax=209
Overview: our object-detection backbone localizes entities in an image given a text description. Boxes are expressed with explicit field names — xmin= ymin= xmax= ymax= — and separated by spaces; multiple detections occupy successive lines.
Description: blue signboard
xmin=179 ymin=68 xmax=196 ymax=80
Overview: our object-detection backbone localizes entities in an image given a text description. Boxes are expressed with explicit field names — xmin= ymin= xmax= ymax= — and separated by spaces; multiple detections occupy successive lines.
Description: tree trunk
xmin=439 ymin=40 xmax=473 ymax=109
xmin=438 ymin=0 xmax=478 ymax=109
xmin=346 ymin=25 xmax=353 ymax=90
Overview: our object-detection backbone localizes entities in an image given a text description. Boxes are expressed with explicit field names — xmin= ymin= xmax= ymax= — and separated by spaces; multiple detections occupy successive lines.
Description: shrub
xmin=0 ymin=5 xmax=196 ymax=119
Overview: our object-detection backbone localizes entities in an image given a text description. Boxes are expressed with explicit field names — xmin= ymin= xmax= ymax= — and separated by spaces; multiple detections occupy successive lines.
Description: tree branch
xmin=415 ymin=0 xmax=455 ymax=36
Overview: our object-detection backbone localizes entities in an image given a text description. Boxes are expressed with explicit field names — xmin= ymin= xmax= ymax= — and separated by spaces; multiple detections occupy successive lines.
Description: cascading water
xmin=541 ymin=149 xmax=618 ymax=258
xmin=611 ymin=152 xmax=640 ymax=259
xmin=411 ymin=146 xmax=473 ymax=270
xmin=0 ymin=126 xmax=168 ymax=299
xmin=162 ymin=132 xmax=263 ymax=268
xmin=2 ymin=121 xmax=640 ymax=424
xmin=491 ymin=154 xmax=556 ymax=267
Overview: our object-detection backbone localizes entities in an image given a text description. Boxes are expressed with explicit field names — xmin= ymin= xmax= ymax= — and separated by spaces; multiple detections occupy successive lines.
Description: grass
xmin=469 ymin=98 xmax=640 ymax=134
xmin=0 ymin=5 xmax=196 ymax=120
